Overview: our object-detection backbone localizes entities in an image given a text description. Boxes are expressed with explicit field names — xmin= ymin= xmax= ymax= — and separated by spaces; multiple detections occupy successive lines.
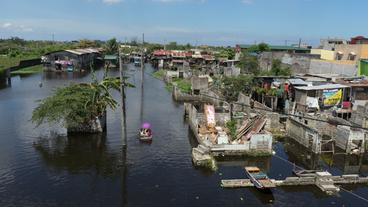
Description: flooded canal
xmin=0 ymin=64 xmax=367 ymax=206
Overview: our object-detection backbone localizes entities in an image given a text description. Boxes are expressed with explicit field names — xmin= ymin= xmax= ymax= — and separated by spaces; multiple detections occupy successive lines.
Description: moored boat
xmin=245 ymin=166 xmax=276 ymax=189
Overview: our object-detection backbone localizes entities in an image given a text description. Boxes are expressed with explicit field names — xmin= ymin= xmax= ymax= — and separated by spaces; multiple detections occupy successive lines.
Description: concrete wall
xmin=361 ymin=45 xmax=368 ymax=59
xmin=173 ymin=86 xmax=221 ymax=105
xmin=186 ymin=103 xmax=200 ymax=141
xmin=286 ymin=118 xmax=321 ymax=153
xmin=259 ymin=52 xmax=322 ymax=74
xmin=334 ymin=44 xmax=362 ymax=60
xmin=281 ymin=53 xmax=313 ymax=74
xmin=335 ymin=125 xmax=365 ymax=153
xmin=351 ymin=103 xmax=368 ymax=127
xmin=312 ymin=49 xmax=336 ymax=61
xmin=223 ymin=67 xmax=240 ymax=77
xmin=236 ymin=93 xmax=251 ymax=114
xmin=191 ymin=76 xmax=209 ymax=91
xmin=249 ymin=134 xmax=272 ymax=153
xmin=309 ymin=59 xmax=358 ymax=76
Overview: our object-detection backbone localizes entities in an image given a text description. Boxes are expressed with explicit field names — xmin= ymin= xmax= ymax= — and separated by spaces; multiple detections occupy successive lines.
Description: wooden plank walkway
xmin=221 ymin=174 xmax=368 ymax=194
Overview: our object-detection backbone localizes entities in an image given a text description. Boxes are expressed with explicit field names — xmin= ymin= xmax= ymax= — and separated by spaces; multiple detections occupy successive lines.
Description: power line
xmin=340 ymin=187 xmax=368 ymax=203
xmin=273 ymin=150 xmax=368 ymax=203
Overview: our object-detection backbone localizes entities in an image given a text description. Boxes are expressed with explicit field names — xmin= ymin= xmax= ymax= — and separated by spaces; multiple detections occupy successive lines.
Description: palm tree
xmin=105 ymin=38 xmax=119 ymax=55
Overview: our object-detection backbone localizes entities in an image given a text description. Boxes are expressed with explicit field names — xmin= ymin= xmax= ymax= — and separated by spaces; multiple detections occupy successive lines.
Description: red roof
xmin=153 ymin=50 xmax=192 ymax=57
xmin=153 ymin=49 xmax=171 ymax=56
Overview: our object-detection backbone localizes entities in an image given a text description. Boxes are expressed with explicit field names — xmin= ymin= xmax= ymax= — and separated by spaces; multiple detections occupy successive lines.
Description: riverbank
xmin=10 ymin=65 xmax=43 ymax=75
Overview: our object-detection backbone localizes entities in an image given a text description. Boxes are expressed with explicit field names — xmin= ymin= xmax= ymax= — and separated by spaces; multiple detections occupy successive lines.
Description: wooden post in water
xmin=119 ymin=50 xmax=127 ymax=147
xmin=141 ymin=33 xmax=145 ymax=70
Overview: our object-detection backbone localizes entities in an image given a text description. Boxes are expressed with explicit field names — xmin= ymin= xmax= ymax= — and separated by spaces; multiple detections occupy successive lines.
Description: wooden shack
xmin=42 ymin=48 xmax=102 ymax=71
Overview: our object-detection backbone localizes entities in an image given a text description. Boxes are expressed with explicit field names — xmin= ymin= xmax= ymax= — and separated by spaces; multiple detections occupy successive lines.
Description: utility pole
xmin=141 ymin=33 xmax=145 ymax=69
xmin=119 ymin=49 xmax=127 ymax=147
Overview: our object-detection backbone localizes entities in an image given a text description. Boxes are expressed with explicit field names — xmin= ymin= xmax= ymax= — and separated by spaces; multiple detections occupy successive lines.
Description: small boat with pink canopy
xmin=139 ymin=122 xmax=152 ymax=141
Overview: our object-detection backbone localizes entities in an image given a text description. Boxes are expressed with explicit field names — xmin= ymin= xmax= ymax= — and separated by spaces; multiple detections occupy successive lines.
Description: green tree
xmin=257 ymin=43 xmax=270 ymax=52
xmin=78 ymin=39 xmax=98 ymax=48
xmin=237 ymin=52 xmax=259 ymax=75
xmin=219 ymin=47 xmax=235 ymax=59
xmin=247 ymin=43 xmax=270 ymax=53
xmin=269 ymin=59 xmax=291 ymax=76
xmin=166 ymin=42 xmax=178 ymax=50
xmin=220 ymin=75 xmax=253 ymax=102
xmin=105 ymin=38 xmax=119 ymax=55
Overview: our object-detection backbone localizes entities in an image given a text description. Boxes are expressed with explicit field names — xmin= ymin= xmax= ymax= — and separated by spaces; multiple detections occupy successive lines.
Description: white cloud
xmin=102 ymin=0 xmax=123 ymax=5
xmin=2 ymin=22 xmax=12 ymax=28
xmin=241 ymin=0 xmax=253 ymax=4
xmin=1 ymin=22 xmax=33 ymax=32
xmin=152 ymin=0 xmax=206 ymax=3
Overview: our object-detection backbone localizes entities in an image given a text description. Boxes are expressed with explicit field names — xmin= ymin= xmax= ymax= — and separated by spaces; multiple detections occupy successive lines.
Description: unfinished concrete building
xmin=335 ymin=125 xmax=365 ymax=154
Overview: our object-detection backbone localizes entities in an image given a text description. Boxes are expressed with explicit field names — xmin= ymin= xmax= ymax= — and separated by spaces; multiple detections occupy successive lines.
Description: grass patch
xmin=165 ymin=82 xmax=174 ymax=92
xmin=172 ymin=77 xmax=191 ymax=94
xmin=11 ymin=65 xmax=43 ymax=75
xmin=0 ymin=56 xmax=23 ymax=72
xmin=152 ymin=69 xmax=165 ymax=79
xmin=226 ymin=120 xmax=237 ymax=141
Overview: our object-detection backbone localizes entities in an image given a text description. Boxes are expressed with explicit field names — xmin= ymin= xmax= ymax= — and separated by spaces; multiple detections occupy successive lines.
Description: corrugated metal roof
xmin=65 ymin=48 xmax=101 ymax=55
xmin=288 ymin=78 xmax=308 ymax=85
xmin=295 ymin=84 xmax=349 ymax=91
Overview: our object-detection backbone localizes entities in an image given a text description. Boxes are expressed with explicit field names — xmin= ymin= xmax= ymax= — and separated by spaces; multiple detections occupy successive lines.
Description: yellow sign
xmin=323 ymin=89 xmax=342 ymax=106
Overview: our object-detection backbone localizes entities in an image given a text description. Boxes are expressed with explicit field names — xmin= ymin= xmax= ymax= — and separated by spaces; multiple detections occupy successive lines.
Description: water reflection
xmin=217 ymin=156 xmax=271 ymax=174
xmin=249 ymin=188 xmax=275 ymax=204
xmin=42 ymin=71 xmax=90 ymax=80
xmin=284 ymin=137 xmax=368 ymax=175
xmin=0 ymin=77 xmax=7 ymax=89
xmin=33 ymin=134 xmax=121 ymax=177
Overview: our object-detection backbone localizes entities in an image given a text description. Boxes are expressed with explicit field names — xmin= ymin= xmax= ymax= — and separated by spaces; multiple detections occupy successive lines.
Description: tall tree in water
xmin=105 ymin=38 xmax=119 ymax=55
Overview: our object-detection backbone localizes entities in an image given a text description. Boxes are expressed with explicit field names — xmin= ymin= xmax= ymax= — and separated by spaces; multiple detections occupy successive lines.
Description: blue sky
xmin=0 ymin=0 xmax=367 ymax=46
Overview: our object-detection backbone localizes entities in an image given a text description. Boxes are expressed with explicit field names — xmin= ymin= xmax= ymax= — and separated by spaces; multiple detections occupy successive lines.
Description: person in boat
xmin=140 ymin=128 xmax=152 ymax=137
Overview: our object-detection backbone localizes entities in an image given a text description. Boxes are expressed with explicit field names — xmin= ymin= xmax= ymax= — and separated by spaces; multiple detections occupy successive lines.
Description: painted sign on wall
xmin=323 ymin=89 xmax=342 ymax=107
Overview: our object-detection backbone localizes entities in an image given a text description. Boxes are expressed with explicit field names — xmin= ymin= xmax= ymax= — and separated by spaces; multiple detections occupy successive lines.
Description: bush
xmin=226 ymin=120 xmax=237 ymax=141
xmin=153 ymin=69 xmax=165 ymax=79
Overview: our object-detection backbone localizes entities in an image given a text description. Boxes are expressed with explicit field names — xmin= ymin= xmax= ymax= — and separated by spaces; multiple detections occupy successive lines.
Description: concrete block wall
xmin=286 ymin=118 xmax=321 ymax=153
xmin=309 ymin=60 xmax=357 ymax=76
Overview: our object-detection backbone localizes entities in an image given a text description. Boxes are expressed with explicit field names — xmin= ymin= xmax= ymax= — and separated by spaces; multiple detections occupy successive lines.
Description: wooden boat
xmin=245 ymin=167 xmax=276 ymax=189
xmin=139 ymin=122 xmax=152 ymax=141
xmin=139 ymin=130 xmax=152 ymax=141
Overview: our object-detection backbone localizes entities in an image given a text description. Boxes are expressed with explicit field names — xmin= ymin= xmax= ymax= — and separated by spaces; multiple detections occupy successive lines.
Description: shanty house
xmin=294 ymin=84 xmax=349 ymax=112
xmin=42 ymin=48 xmax=102 ymax=71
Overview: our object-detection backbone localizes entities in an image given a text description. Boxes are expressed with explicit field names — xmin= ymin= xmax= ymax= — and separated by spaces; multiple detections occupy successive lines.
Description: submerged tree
xmin=32 ymin=70 xmax=134 ymax=132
